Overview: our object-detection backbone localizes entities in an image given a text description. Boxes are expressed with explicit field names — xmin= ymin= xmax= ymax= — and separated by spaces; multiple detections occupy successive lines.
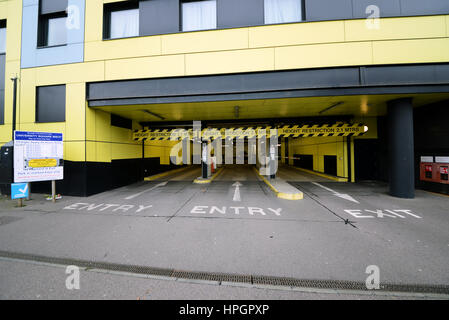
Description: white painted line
xmin=312 ymin=182 xmax=360 ymax=204
xmin=232 ymin=181 xmax=242 ymax=202
xmin=125 ymin=181 xmax=168 ymax=200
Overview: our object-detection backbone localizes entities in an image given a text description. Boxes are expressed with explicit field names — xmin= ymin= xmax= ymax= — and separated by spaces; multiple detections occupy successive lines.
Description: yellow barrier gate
xmin=133 ymin=123 xmax=368 ymax=142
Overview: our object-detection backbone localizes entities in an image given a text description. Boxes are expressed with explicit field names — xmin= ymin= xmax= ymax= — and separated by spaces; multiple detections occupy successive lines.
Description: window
xmin=104 ymin=2 xmax=139 ymax=39
xmin=182 ymin=0 xmax=217 ymax=32
xmin=0 ymin=20 xmax=6 ymax=53
xmin=38 ymin=12 xmax=68 ymax=47
xmin=264 ymin=0 xmax=303 ymax=24
xmin=36 ymin=85 xmax=66 ymax=123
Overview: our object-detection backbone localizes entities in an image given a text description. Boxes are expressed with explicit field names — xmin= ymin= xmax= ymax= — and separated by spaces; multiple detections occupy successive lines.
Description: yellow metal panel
xmin=275 ymin=42 xmax=373 ymax=70
xmin=84 ymin=0 xmax=103 ymax=43
xmin=34 ymin=62 xmax=105 ymax=85
xmin=18 ymin=123 xmax=66 ymax=135
xmin=85 ymin=36 xmax=162 ymax=61
xmin=186 ymin=48 xmax=275 ymax=75
xmin=105 ymin=55 xmax=185 ymax=80
xmin=110 ymin=126 xmax=135 ymax=144
xmin=249 ymin=21 xmax=345 ymax=48
xmin=64 ymin=141 xmax=85 ymax=162
xmin=0 ymin=2 xmax=7 ymax=19
xmin=0 ymin=124 xmax=12 ymax=144
xmin=95 ymin=110 xmax=111 ymax=142
xmin=65 ymin=83 xmax=86 ymax=141
xmin=373 ymin=38 xmax=449 ymax=64
xmin=96 ymin=142 xmax=112 ymax=162
xmin=345 ymin=15 xmax=447 ymax=42
xmin=111 ymin=143 xmax=141 ymax=160
xmin=3 ymin=0 xmax=22 ymax=62
xmin=446 ymin=16 xmax=449 ymax=36
xmin=162 ymin=28 xmax=249 ymax=55
xmin=86 ymin=108 xmax=97 ymax=141
xmin=3 ymin=60 xmax=20 ymax=125
xmin=86 ymin=141 xmax=97 ymax=162
xmin=18 ymin=69 xmax=36 ymax=124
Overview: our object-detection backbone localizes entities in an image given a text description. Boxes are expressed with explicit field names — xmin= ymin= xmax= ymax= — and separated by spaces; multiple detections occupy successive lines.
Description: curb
xmin=252 ymin=167 xmax=303 ymax=200
xmin=193 ymin=166 xmax=224 ymax=184
xmin=144 ymin=166 xmax=191 ymax=181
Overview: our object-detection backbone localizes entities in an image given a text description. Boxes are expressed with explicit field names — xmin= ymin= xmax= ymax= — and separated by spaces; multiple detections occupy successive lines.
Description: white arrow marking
xmin=312 ymin=182 xmax=359 ymax=204
xmin=125 ymin=181 xmax=168 ymax=200
xmin=232 ymin=181 xmax=242 ymax=202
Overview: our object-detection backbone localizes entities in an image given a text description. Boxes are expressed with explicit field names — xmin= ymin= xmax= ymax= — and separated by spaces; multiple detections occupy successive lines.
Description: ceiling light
xmin=319 ymin=101 xmax=344 ymax=115
xmin=141 ymin=110 xmax=165 ymax=120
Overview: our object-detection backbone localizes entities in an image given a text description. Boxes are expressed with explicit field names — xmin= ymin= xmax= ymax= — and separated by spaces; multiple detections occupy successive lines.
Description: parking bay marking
xmin=191 ymin=206 xmax=282 ymax=216
xmin=344 ymin=209 xmax=422 ymax=219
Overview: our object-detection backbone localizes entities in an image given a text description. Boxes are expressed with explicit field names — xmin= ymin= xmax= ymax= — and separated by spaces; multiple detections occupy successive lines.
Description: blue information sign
xmin=11 ymin=183 xmax=29 ymax=200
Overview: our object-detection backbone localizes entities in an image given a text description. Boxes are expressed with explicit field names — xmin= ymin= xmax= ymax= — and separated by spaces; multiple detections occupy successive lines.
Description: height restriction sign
xmin=13 ymin=131 xmax=64 ymax=183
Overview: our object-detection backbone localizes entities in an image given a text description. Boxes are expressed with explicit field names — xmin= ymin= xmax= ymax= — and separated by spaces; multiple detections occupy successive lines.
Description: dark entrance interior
xmin=354 ymin=139 xmax=380 ymax=181
xmin=293 ymin=154 xmax=313 ymax=170
xmin=324 ymin=155 xmax=337 ymax=176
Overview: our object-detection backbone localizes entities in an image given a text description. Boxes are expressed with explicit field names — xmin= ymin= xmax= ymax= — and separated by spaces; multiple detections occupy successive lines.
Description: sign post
xmin=13 ymin=131 xmax=64 ymax=202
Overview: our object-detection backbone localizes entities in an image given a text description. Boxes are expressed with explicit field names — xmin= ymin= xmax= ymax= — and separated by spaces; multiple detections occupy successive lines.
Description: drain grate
xmin=172 ymin=270 xmax=251 ymax=284
xmin=0 ymin=250 xmax=448 ymax=295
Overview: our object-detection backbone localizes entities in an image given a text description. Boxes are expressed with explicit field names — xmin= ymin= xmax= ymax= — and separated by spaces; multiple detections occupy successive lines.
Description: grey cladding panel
xmin=87 ymin=68 xmax=361 ymax=100
xmin=305 ymin=0 xmax=353 ymax=21
xmin=400 ymin=0 xmax=449 ymax=16
xmin=40 ymin=0 xmax=68 ymax=14
xmin=364 ymin=64 xmax=449 ymax=86
xmin=36 ymin=85 xmax=66 ymax=123
xmin=139 ymin=0 xmax=180 ymax=36
xmin=352 ymin=0 xmax=401 ymax=19
xmin=217 ymin=0 xmax=264 ymax=28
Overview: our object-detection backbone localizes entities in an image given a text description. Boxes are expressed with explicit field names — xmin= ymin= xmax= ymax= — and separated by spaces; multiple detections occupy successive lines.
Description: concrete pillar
xmin=387 ymin=98 xmax=415 ymax=198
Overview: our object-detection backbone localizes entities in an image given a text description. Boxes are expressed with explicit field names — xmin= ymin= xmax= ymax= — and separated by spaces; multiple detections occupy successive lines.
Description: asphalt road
xmin=1 ymin=164 xmax=448 ymax=299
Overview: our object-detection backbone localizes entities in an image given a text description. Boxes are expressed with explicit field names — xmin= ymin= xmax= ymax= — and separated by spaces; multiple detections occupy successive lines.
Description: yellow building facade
xmin=1 ymin=0 xmax=449 ymax=196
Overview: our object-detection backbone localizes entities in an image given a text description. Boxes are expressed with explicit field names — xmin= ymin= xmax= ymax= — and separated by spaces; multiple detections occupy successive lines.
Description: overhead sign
xmin=133 ymin=124 xmax=368 ymax=141
xmin=14 ymin=131 xmax=64 ymax=183
xmin=11 ymin=183 xmax=29 ymax=200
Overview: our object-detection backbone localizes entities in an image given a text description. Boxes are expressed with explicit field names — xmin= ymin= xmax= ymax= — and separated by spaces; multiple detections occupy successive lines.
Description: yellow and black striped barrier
xmin=133 ymin=123 xmax=368 ymax=142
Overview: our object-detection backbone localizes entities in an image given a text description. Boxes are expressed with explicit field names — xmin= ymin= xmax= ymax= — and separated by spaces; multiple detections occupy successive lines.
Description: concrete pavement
xmin=1 ymin=165 xmax=449 ymax=299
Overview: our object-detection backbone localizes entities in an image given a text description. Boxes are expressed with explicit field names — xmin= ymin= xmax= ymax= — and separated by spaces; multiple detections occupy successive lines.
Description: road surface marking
xmin=190 ymin=206 xmax=282 ymax=217
xmin=344 ymin=209 xmax=422 ymax=219
xmin=312 ymin=182 xmax=359 ymax=203
xmin=125 ymin=181 xmax=168 ymax=200
xmin=232 ymin=181 xmax=242 ymax=202
xmin=64 ymin=203 xmax=153 ymax=214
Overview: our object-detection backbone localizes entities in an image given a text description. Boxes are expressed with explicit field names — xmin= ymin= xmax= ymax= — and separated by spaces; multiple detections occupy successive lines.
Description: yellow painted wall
xmin=289 ymin=136 xmax=348 ymax=178
xmin=288 ymin=117 xmax=378 ymax=179
xmin=0 ymin=0 xmax=22 ymax=144
xmin=1 ymin=0 xmax=448 ymax=165
xmin=82 ymin=4 xmax=449 ymax=80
